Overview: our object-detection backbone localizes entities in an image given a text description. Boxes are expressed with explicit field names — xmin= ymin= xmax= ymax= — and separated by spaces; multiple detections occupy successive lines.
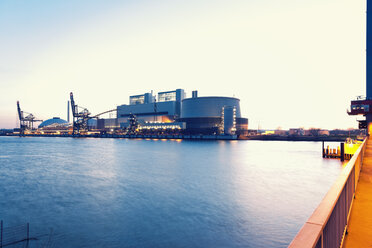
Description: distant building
xmin=38 ymin=117 xmax=68 ymax=128
xmin=274 ymin=130 xmax=287 ymax=135
xmin=262 ymin=130 xmax=275 ymax=135
xmin=37 ymin=117 xmax=71 ymax=134
xmin=329 ymin=129 xmax=364 ymax=136
xmin=289 ymin=128 xmax=304 ymax=136
xmin=318 ymin=130 xmax=330 ymax=136
xmin=97 ymin=118 xmax=117 ymax=130
xmin=116 ymin=89 xmax=185 ymax=126
xmin=179 ymin=95 xmax=248 ymax=135
xmin=98 ymin=89 xmax=249 ymax=135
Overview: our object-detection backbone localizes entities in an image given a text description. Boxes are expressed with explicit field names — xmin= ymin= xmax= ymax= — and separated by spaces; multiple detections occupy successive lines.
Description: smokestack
xmin=192 ymin=90 xmax=198 ymax=98
xmin=67 ymin=101 xmax=70 ymax=123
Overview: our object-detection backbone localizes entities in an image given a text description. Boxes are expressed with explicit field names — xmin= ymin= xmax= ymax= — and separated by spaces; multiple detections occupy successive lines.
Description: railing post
xmin=341 ymin=142 xmax=345 ymax=162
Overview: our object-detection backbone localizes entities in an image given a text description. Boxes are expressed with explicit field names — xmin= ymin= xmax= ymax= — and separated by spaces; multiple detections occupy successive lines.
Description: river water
xmin=0 ymin=136 xmax=343 ymax=247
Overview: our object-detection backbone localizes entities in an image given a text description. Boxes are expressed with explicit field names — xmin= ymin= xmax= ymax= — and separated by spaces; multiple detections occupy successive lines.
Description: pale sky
xmin=0 ymin=0 xmax=366 ymax=129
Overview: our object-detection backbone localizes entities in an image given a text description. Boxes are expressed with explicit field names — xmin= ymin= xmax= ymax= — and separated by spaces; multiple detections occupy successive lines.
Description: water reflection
xmin=0 ymin=137 xmax=343 ymax=248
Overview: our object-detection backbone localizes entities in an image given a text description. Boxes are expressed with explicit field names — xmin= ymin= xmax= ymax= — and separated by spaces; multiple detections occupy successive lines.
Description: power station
xmin=17 ymin=89 xmax=248 ymax=138
xmin=96 ymin=89 xmax=248 ymax=135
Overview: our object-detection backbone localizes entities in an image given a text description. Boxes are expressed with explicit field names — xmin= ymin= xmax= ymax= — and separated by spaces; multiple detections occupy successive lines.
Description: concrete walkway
xmin=344 ymin=139 xmax=372 ymax=247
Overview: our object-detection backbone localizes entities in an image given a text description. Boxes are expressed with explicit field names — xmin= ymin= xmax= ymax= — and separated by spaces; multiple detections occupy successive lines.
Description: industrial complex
xmin=15 ymin=89 xmax=249 ymax=139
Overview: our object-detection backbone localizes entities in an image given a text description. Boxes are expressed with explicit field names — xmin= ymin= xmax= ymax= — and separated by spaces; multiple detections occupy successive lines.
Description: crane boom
xmin=92 ymin=109 xmax=117 ymax=118
xmin=70 ymin=92 xmax=76 ymax=117
xmin=17 ymin=101 xmax=23 ymax=122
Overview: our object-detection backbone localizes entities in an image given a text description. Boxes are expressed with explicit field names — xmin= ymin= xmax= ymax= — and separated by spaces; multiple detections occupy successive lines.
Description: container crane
xmin=16 ymin=101 xmax=42 ymax=133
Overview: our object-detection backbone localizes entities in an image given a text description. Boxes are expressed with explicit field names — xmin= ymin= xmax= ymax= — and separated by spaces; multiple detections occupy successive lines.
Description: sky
xmin=0 ymin=0 xmax=367 ymax=130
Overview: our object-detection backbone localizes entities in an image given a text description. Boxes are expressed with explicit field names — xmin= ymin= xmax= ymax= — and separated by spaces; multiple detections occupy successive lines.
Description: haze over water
xmin=0 ymin=137 xmax=343 ymax=247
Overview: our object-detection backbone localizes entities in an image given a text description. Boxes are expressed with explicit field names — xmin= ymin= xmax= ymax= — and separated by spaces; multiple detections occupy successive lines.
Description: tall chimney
xmin=192 ymin=90 xmax=198 ymax=98
xmin=67 ymin=101 xmax=70 ymax=123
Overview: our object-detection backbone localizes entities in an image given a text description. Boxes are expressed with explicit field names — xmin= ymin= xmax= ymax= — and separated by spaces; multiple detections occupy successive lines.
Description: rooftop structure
xmin=38 ymin=117 xmax=68 ymax=128
xmin=116 ymin=89 xmax=185 ymax=128
xmin=129 ymin=92 xmax=154 ymax=105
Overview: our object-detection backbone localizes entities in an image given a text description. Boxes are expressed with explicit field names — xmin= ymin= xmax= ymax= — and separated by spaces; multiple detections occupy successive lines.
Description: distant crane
xmin=127 ymin=113 xmax=139 ymax=134
xmin=153 ymin=98 xmax=157 ymax=122
xmin=70 ymin=92 xmax=91 ymax=134
xmin=70 ymin=92 xmax=118 ymax=134
xmin=16 ymin=101 xmax=42 ymax=134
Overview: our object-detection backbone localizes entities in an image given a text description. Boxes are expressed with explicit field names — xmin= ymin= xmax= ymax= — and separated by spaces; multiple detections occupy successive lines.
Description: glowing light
xmin=345 ymin=143 xmax=360 ymax=155
xmin=368 ymin=123 xmax=372 ymax=136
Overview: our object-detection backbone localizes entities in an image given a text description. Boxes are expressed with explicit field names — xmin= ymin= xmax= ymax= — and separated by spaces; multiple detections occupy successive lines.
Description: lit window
xmin=130 ymin=95 xmax=145 ymax=105
xmin=158 ymin=92 xmax=176 ymax=102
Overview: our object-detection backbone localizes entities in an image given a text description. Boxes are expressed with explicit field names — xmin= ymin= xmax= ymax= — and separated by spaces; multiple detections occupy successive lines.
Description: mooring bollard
xmin=341 ymin=142 xmax=345 ymax=162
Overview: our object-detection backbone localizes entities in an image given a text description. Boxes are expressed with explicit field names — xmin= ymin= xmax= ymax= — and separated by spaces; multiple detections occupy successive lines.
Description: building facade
xmin=98 ymin=88 xmax=248 ymax=136
xmin=117 ymin=89 xmax=185 ymax=125
xmin=179 ymin=96 xmax=248 ymax=135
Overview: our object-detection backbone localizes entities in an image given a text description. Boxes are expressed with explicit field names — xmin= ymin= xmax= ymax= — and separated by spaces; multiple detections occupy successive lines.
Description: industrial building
xmin=36 ymin=117 xmax=71 ymax=134
xmin=38 ymin=117 xmax=68 ymax=128
xmin=118 ymin=89 xmax=185 ymax=124
xmin=97 ymin=89 xmax=185 ymax=130
xmin=97 ymin=89 xmax=248 ymax=136
xmin=179 ymin=95 xmax=248 ymax=135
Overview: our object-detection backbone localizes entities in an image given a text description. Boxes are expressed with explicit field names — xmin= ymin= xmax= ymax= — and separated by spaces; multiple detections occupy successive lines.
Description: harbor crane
xmin=127 ymin=113 xmax=139 ymax=134
xmin=70 ymin=92 xmax=118 ymax=134
xmin=17 ymin=101 xmax=42 ymax=133
xmin=70 ymin=92 xmax=92 ymax=134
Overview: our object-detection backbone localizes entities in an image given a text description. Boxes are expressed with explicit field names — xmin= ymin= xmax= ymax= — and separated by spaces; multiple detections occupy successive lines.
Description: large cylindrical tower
xmin=180 ymin=96 xmax=248 ymax=135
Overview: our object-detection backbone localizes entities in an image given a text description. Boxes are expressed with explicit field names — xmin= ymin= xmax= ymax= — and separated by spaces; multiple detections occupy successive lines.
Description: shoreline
xmin=242 ymin=135 xmax=356 ymax=142
xmin=0 ymin=133 xmax=356 ymax=142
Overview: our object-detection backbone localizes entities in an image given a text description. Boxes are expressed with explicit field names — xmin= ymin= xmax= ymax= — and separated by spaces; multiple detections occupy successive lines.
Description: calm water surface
xmin=0 ymin=136 xmax=343 ymax=247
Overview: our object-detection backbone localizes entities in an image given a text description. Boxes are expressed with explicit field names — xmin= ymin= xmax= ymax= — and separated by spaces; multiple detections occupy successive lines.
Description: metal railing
xmin=0 ymin=221 xmax=29 ymax=247
xmin=0 ymin=221 xmax=62 ymax=248
xmin=289 ymin=138 xmax=367 ymax=248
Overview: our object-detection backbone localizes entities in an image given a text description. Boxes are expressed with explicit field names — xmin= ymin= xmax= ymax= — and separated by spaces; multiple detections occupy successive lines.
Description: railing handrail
xmin=289 ymin=138 xmax=367 ymax=248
